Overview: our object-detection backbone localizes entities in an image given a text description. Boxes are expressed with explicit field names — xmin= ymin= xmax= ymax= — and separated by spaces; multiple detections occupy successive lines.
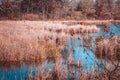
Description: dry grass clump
xmin=94 ymin=36 xmax=120 ymax=61
xmin=94 ymin=36 xmax=120 ymax=80
xmin=43 ymin=43 xmax=60 ymax=62
xmin=82 ymin=35 xmax=93 ymax=49
xmin=0 ymin=35 xmax=61 ymax=62
xmin=102 ymin=24 xmax=110 ymax=32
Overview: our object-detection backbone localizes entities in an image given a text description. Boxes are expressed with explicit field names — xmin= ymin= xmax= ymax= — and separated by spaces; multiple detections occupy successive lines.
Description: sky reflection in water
xmin=0 ymin=24 xmax=119 ymax=80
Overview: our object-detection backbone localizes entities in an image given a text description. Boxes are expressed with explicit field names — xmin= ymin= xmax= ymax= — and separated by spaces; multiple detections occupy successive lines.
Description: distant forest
xmin=0 ymin=0 xmax=120 ymax=20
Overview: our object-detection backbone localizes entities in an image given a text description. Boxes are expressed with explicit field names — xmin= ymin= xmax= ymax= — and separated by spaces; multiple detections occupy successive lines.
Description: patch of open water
xmin=0 ymin=24 xmax=119 ymax=80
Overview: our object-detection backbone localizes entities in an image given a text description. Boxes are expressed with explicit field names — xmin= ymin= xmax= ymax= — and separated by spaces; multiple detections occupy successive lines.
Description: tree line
xmin=0 ymin=0 xmax=120 ymax=20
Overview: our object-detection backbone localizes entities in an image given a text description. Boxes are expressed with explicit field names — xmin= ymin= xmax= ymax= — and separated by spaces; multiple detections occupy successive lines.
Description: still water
xmin=0 ymin=24 xmax=120 ymax=80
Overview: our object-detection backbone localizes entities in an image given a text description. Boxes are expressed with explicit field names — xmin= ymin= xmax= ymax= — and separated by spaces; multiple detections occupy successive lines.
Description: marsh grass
xmin=1 ymin=21 xmax=119 ymax=80
xmin=0 ymin=21 xmax=100 ymax=61
xmin=95 ymin=36 xmax=120 ymax=61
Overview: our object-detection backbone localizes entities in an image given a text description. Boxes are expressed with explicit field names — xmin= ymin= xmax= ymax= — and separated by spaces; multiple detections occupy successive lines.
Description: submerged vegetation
xmin=0 ymin=21 xmax=119 ymax=80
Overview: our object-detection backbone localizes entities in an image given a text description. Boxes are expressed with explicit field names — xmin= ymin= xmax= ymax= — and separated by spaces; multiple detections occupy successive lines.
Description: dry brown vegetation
xmin=0 ymin=21 xmax=119 ymax=80
xmin=94 ymin=35 xmax=120 ymax=80
xmin=95 ymin=36 xmax=120 ymax=61
xmin=0 ymin=21 xmax=100 ymax=61
xmin=0 ymin=21 xmax=61 ymax=61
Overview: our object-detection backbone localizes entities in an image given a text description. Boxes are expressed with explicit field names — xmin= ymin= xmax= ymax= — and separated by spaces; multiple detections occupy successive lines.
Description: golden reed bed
xmin=0 ymin=20 xmax=119 ymax=61
xmin=1 ymin=20 xmax=120 ymax=24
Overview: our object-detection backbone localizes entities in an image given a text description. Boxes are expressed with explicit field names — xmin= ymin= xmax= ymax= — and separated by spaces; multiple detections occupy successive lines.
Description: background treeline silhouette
xmin=0 ymin=0 xmax=120 ymax=20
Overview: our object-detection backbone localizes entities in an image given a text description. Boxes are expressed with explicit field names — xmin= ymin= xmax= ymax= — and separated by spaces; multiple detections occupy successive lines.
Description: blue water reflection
xmin=0 ymin=64 xmax=29 ymax=80
xmin=66 ymin=36 xmax=105 ymax=73
xmin=0 ymin=24 xmax=119 ymax=80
